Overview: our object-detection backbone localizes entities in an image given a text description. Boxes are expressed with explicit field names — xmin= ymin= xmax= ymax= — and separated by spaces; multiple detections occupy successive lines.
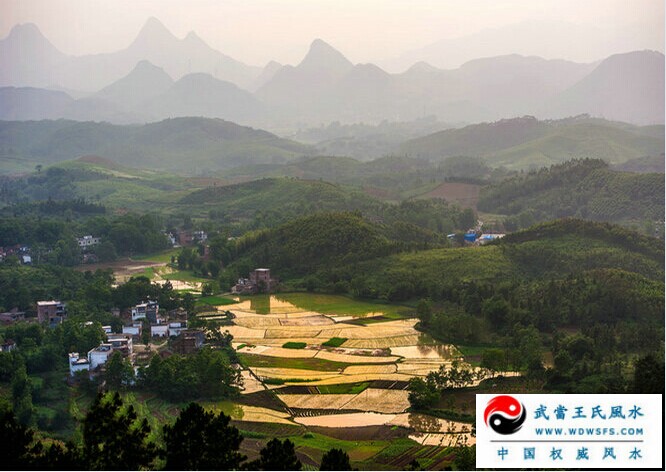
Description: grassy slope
xmin=487 ymin=124 xmax=664 ymax=169
xmin=273 ymin=293 xmax=411 ymax=318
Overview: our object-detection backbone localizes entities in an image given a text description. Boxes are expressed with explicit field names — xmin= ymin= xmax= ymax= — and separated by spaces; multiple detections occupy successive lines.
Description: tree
xmin=320 ymin=448 xmax=351 ymax=471
xmin=96 ymin=241 xmax=117 ymax=262
xmin=162 ymin=403 xmax=246 ymax=470
xmin=453 ymin=445 xmax=475 ymax=470
xmin=104 ymin=351 xmax=134 ymax=390
xmin=201 ymin=282 xmax=214 ymax=297
xmin=481 ymin=348 xmax=506 ymax=377
xmin=633 ymin=354 xmax=665 ymax=393
xmin=249 ymin=438 xmax=302 ymax=471
xmin=415 ymin=299 xmax=432 ymax=325
xmin=0 ymin=407 xmax=38 ymax=469
xmin=11 ymin=364 xmax=33 ymax=425
xmin=181 ymin=292 xmax=196 ymax=315
xmin=407 ymin=377 xmax=439 ymax=410
xmin=81 ymin=392 xmax=157 ymax=470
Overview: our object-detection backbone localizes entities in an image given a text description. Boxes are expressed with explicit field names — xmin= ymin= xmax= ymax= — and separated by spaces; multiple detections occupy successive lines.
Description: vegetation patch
xmin=317 ymin=382 xmax=370 ymax=395
xmin=282 ymin=342 xmax=307 ymax=349
xmin=198 ymin=295 xmax=237 ymax=306
xmin=275 ymin=292 xmax=411 ymax=318
xmin=238 ymin=353 xmax=353 ymax=372
xmin=322 ymin=337 xmax=347 ymax=348
xmin=162 ymin=270 xmax=209 ymax=283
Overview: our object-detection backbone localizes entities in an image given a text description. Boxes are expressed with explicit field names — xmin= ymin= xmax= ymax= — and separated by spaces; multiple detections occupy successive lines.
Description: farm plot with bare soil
xmin=416 ymin=181 xmax=481 ymax=209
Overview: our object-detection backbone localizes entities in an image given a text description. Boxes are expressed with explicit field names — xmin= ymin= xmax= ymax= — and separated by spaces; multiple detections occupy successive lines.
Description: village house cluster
xmin=1 ymin=234 xmax=104 ymax=266
xmin=0 ymin=244 xmax=32 ymax=265
xmin=2 ymin=296 xmax=205 ymax=378
xmin=166 ymin=230 xmax=208 ymax=247
xmin=67 ymin=300 xmax=206 ymax=377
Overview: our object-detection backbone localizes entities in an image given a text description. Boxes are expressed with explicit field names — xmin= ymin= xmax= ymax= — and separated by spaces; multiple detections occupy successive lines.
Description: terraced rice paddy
xmin=225 ymin=294 xmax=465 ymax=390
xmin=220 ymin=292 xmax=478 ymax=460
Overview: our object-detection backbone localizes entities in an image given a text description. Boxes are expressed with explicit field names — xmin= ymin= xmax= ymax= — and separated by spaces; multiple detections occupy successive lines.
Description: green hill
xmin=0 ymin=156 xmax=219 ymax=210
xmin=217 ymin=155 xmax=488 ymax=201
xmin=342 ymin=219 xmax=663 ymax=300
xmin=0 ymin=117 xmax=312 ymax=174
xmin=477 ymin=159 xmax=664 ymax=229
xmin=180 ymin=177 xmax=475 ymax=235
xmin=399 ymin=116 xmax=664 ymax=170
xmin=229 ymin=212 xmax=402 ymax=278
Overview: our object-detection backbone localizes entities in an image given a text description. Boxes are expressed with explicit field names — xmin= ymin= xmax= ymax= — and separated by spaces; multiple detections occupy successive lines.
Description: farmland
xmin=206 ymin=292 xmax=480 ymax=467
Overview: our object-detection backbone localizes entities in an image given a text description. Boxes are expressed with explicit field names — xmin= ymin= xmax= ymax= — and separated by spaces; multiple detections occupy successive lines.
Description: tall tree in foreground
xmin=248 ymin=438 xmax=302 ymax=471
xmin=0 ymin=407 xmax=38 ymax=469
xmin=320 ymin=448 xmax=352 ymax=470
xmin=81 ymin=392 xmax=157 ymax=470
xmin=633 ymin=354 xmax=665 ymax=393
xmin=163 ymin=402 xmax=246 ymax=470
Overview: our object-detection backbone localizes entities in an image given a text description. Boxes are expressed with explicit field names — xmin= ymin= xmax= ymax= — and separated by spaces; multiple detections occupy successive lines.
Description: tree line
xmin=1 ymin=393 xmax=353 ymax=471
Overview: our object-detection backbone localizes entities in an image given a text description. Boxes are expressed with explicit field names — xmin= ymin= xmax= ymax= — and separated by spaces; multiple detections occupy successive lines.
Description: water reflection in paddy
xmin=391 ymin=343 xmax=460 ymax=360
xmin=294 ymin=411 xmax=472 ymax=436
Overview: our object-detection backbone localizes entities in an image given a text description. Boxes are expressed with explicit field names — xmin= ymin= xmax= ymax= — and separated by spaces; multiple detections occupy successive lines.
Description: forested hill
xmin=180 ymin=177 xmax=476 ymax=235
xmin=398 ymin=116 xmax=664 ymax=170
xmin=315 ymin=218 xmax=664 ymax=298
xmin=477 ymin=159 xmax=664 ymax=230
xmin=229 ymin=212 xmax=404 ymax=278
xmin=0 ymin=117 xmax=312 ymax=173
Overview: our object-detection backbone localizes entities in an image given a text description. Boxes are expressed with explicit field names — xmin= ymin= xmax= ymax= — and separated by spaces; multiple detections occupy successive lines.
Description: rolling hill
xmin=399 ymin=116 xmax=664 ymax=169
xmin=180 ymin=176 xmax=475 ymax=237
xmin=327 ymin=219 xmax=664 ymax=299
xmin=0 ymin=117 xmax=312 ymax=174
xmin=0 ymin=155 xmax=218 ymax=210
xmin=476 ymin=159 xmax=664 ymax=229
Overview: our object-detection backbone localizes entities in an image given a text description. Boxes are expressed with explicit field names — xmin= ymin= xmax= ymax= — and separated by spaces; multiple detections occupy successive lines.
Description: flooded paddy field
xmin=209 ymin=292 xmax=481 ymax=468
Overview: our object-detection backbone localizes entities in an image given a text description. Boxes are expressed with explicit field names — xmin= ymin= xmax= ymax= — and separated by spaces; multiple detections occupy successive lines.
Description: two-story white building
xmin=68 ymin=352 xmax=90 ymax=376
xmin=76 ymin=235 xmax=101 ymax=248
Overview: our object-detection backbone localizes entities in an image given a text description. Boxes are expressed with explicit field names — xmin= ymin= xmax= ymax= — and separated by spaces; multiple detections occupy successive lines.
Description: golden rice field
xmin=225 ymin=292 xmax=479 ymax=434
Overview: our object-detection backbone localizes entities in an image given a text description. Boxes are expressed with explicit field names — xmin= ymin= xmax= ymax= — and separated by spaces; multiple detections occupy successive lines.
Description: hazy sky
xmin=1 ymin=0 xmax=663 ymax=68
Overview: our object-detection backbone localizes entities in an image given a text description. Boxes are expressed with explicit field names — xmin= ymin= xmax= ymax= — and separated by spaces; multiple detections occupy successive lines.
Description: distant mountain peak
xmin=264 ymin=60 xmax=282 ymax=69
xmin=184 ymin=30 xmax=205 ymax=45
xmin=131 ymin=16 xmax=176 ymax=46
xmin=1 ymin=22 xmax=66 ymax=61
xmin=406 ymin=61 xmax=440 ymax=73
xmin=299 ymin=38 xmax=353 ymax=71
xmin=6 ymin=22 xmax=42 ymax=39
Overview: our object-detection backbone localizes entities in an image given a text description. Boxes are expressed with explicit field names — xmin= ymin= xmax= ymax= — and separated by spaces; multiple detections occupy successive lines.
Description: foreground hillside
xmin=222 ymin=218 xmax=664 ymax=381
xmin=226 ymin=216 xmax=663 ymax=292
xmin=0 ymin=117 xmax=312 ymax=173
xmin=477 ymin=159 xmax=664 ymax=230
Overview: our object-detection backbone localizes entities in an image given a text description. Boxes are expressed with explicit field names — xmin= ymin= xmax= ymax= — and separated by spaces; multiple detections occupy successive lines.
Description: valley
xmin=0 ymin=5 xmax=663 ymax=471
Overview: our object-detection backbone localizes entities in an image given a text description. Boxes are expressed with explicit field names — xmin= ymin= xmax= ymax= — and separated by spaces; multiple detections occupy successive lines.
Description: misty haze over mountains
xmin=0 ymin=17 xmax=663 ymax=129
